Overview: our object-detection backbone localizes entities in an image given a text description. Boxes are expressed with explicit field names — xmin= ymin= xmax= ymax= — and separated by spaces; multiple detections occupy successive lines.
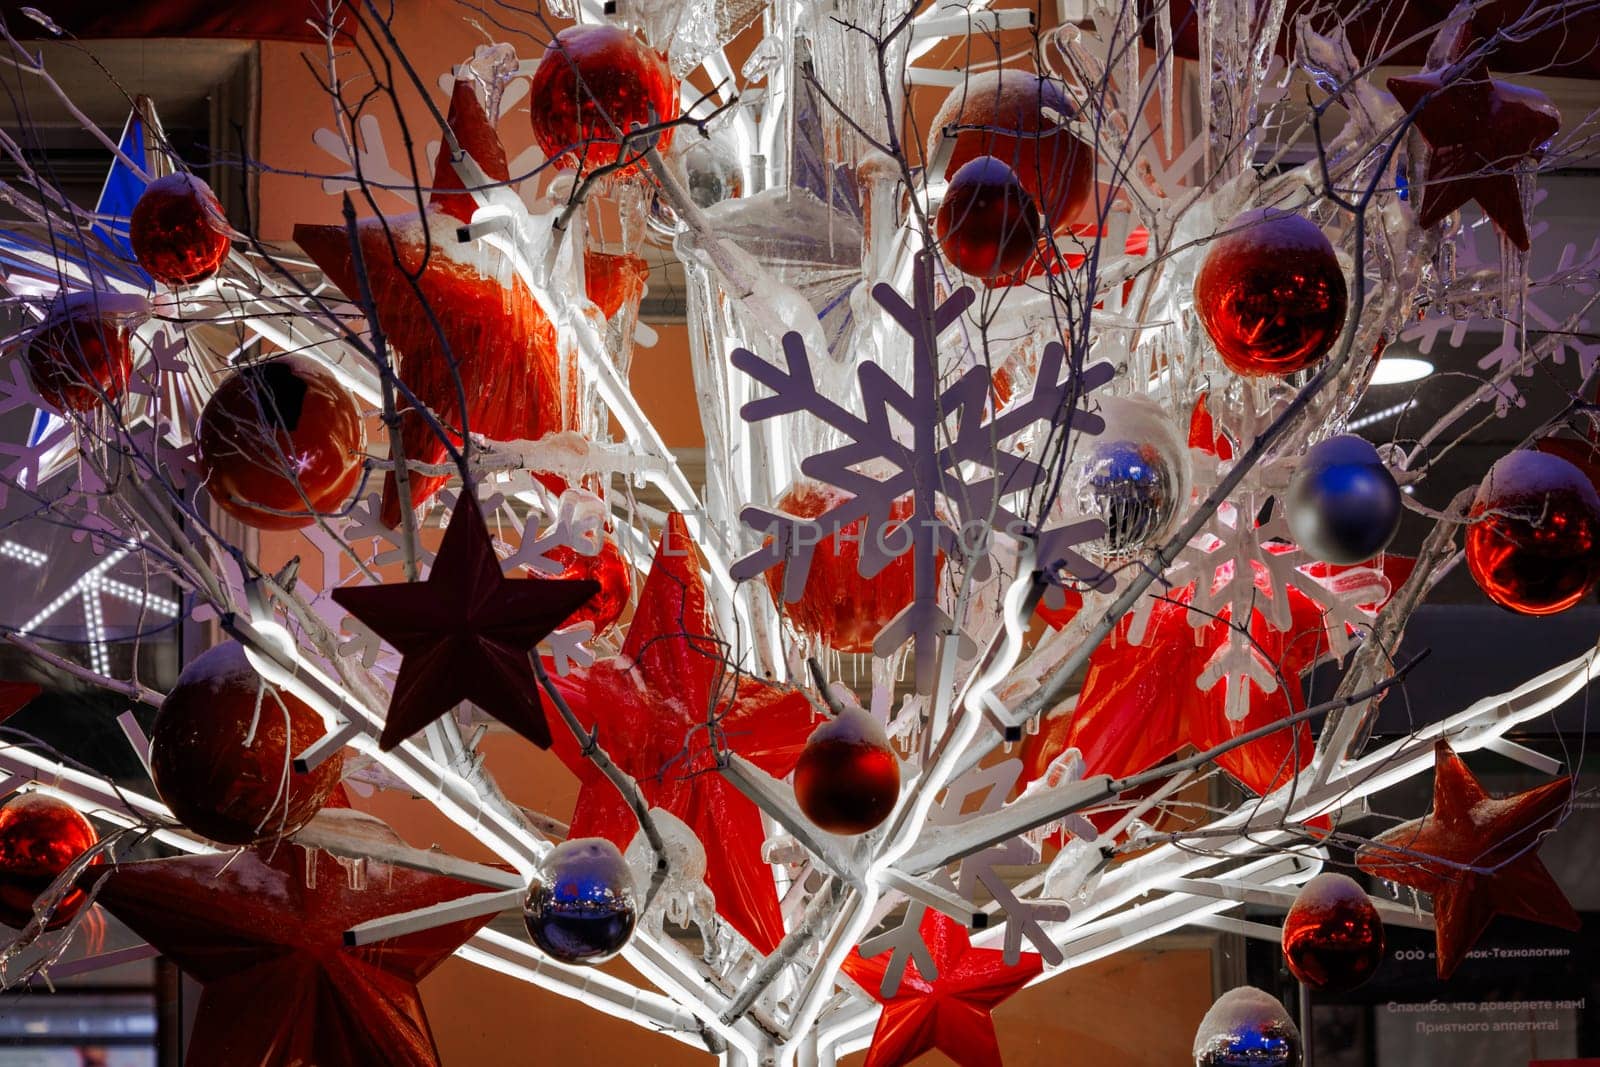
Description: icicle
xmin=1155 ymin=0 xmax=1176 ymax=159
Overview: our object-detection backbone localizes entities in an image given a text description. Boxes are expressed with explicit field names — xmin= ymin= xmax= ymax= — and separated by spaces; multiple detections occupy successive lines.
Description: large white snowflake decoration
xmin=729 ymin=254 xmax=1115 ymax=688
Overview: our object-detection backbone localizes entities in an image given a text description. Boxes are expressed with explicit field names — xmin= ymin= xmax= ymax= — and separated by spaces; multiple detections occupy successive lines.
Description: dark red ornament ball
xmin=150 ymin=642 xmax=344 ymax=846
xmin=794 ymin=705 xmax=900 ymax=836
xmin=764 ymin=479 xmax=941 ymax=655
xmin=197 ymin=355 xmax=366 ymax=531
xmin=0 ymin=793 xmax=98 ymax=930
xmin=1195 ymin=208 xmax=1348 ymax=377
xmin=936 ymin=156 xmax=1041 ymax=280
xmin=1466 ymin=449 xmax=1600 ymax=616
xmin=544 ymin=534 xmax=632 ymax=636
xmin=929 ymin=69 xmax=1094 ymax=234
xmin=24 ymin=294 xmax=135 ymax=412
xmin=130 ymin=173 xmax=232 ymax=286
xmin=1281 ymin=873 xmax=1385 ymax=993
xmin=529 ymin=25 xmax=679 ymax=175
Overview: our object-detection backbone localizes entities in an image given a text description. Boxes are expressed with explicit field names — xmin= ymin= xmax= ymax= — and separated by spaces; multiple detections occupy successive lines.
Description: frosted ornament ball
xmin=524 ymin=837 xmax=639 ymax=964
xmin=1193 ymin=986 xmax=1303 ymax=1067
xmin=1070 ymin=395 xmax=1191 ymax=560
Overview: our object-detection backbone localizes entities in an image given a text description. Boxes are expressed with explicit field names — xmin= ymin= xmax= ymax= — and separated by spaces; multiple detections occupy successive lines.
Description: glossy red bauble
xmin=197 ymin=355 xmax=366 ymax=531
xmin=764 ymin=480 xmax=941 ymax=654
xmin=150 ymin=642 xmax=344 ymax=845
xmin=0 ymin=793 xmax=98 ymax=930
xmin=544 ymin=535 xmax=631 ymax=636
xmin=794 ymin=705 xmax=900 ymax=835
xmin=1466 ymin=449 xmax=1600 ymax=615
xmin=936 ymin=156 xmax=1041 ymax=279
xmin=1195 ymin=208 xmax=1348 ymax=377
xmin=129 ymin=173 xmax=232 ymax=285
xmin=529 ymin=25 xmax=679 ymax=175
xmin=1281 ymin=873 xmax=1385 ymax=993
xmin=929 ymin=69 xmax=1094 ymax=233
xmin=24 ymin=294 xmax=136 ymax=412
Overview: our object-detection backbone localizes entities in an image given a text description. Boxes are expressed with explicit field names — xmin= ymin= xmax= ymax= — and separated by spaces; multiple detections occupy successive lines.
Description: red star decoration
xmin=82 ymin=842 xmax=496 ymax=1066
xmin=548 ymin=513 xmax=816 ymax=953
xmin=333 ymin=493 xmax=597 ymax=751
xmin=295 ymin=77 xmax=646 ymax=527
xmin=1357 ymin=740 xmax=1579 ymax=979
xmin=1388 ymin=52 xmax=1560 ymax=251
xmin=0 ymin=681 xmax=41 ymax=727
xmin=1023 ymin=552 xmax=1412 ymax=799
xmin=841 ymin=910 xmax=1041 ymax=1067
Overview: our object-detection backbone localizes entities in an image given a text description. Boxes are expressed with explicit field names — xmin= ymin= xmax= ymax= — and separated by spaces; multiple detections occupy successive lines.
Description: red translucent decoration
xmin=129 ymin=172 xmax=231 ymax=285
xmin=1194 ymin=208 xmax=1348 ymax=377
xmin=197 ymin=355 xmax=366 ymax=530
xmin=936 ymin=156 xmax=1041 ymax=279
xmin=544 ymin=535 xmax=631 ymax=636
xmin=0 ymin=793 xmax=97 ymax=930
xmin=1465 ymin=450 xmax=1600 ymax=615
xmin=794 ymin=705 xmax=900 ymax=835
xmin=296 ymin=79 xmax=569 ymax=529
xmin=150 ymin=642 xmax=344 ymax=845
xmin=842 ymin=909 xmax=1041 ymax=1067
xmin=528 ymin=25 xmax=679 ymax=175
xmin=1281 ymin=873 xmax=1385 ymax=993
xmin=929 ymin=68 xmax=1094 ymax=234
xmin=764 ymin=479 xmax=941 ymax=655
xmin=1357 ymin=741 xmax=1579 ymax=979
xmin=548 ymin=513 xmax=816 ymax=953
xmin=24 ymin=298 xmax=133 ymax=412
xmin=84 ymin=840 xmax=495 ymax=1066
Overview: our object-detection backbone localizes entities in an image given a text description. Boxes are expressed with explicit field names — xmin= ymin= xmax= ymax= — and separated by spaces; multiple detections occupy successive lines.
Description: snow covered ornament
xmin=730 ymin=253 xmax=1115 ymax=688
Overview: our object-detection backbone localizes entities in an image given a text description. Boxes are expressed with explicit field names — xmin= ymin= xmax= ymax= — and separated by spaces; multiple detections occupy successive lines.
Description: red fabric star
xmin=83 ymin=843 xmax=496 ymax=1066
xmin=841 ymin=910 xmax=1041 ymax=1067
xmin=1388 ymin=54 xmax=1560 ymax=251
xmin=1357 ymin=740 xmax=1580 ymax=979
xmin=333 ymin=494 xmax=597 ymax=751
xmin=1022 ymin=553 xmax=1412 ymax=797
xmin=548 ymin=514 xmax=816 ymax=953
xmin=295 ymin=78 xmax=646 ymax=526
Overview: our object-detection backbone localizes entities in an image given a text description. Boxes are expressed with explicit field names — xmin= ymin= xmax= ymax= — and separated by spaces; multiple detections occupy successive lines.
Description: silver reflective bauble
xmin=1192 ymin=986 xmax=1304 ymax=1067
xmin=1071 ymin=395 xmax=1191 ymax=560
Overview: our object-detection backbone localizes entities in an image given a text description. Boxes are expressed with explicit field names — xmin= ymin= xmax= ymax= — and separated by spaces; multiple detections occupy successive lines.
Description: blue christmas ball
xmin=524 ymin=837 xmax=637 ymax=964
xmin=1286 ymin=435 xmax=1401 ymax=565
xmin=1193 ymin=986 xmax=1303 ymax=1067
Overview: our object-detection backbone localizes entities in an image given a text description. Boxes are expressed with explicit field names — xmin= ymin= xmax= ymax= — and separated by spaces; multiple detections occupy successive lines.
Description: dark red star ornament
xmin=841 ymin=909 xmax=1041 ymax=1067
xmin=332 ymin=493 xmax=598 ymax=751
xmin=0 ymin=681 xmax=42 ymax=727
xmin=295 ymin=76 xmax=647 ymax=527
xmin=1388 ymin=50 xmax=1561 ymax=251
xmin=547 ymin=513 xmax=816 ymax=953
xmin=1356 ymin=740 xmax=1579 ymax=979
xmin=82 ymin=842 xmax=497 ymax=1067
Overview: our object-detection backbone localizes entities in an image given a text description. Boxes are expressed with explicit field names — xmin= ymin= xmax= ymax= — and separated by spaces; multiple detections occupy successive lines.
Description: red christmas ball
xmin=936 ymin=156 xmax=1041 ymax=279
xmin=129 ymin=173 xmax=232 ymax=286
xmin=929 ymin=69 xmax=1095 ymax=234
xmin=1281 ymin=873 xmax=1384 ymax=993
xmin=1466 ymin=450 xmax=1600 ymax=615
xmin=794 ymin=705 xmax=900 ymax=835
xmin=150 ymin=642 xmax=344 ymax=845
xmin=23 ymin=293 xmax=137 ymax=412
xmin=529 ymin=25 xmax=679 ymax=175
xmin=763 ymin=479 xmax=942 ymax=654
xmin=1195 ymin=208 xmax=1348 ymax=377
xmin=197 ymin=355 xmax=366 ymax=531
xmin=545 ymin=535 xmax=632 ymax=636
xmin=0 ymin=793 xmax=98 ymax=930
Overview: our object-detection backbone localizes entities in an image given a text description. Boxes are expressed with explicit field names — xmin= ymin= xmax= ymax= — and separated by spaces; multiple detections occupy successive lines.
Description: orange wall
xmin=250 ymin=7 xmax=1216 ymax=1062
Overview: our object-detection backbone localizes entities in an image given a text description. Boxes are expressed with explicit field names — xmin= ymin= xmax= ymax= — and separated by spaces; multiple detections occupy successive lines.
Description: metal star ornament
xmin=1388 ymin=55 xmax=1561 ymax=251
xmin=332 ymin=493 xmax=598 ymax=751
xmin=1357 ymin=740 xmax=1579 ymax=979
